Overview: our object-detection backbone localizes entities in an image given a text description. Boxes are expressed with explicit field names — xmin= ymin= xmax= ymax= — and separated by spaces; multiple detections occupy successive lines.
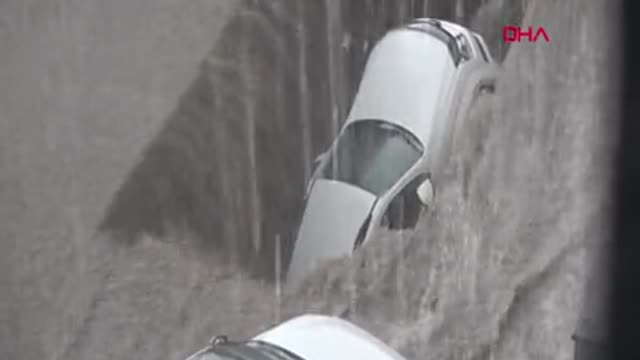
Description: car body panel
xmin=345 ymin=28 xmax=458 ymax=148
xmin=184 ymin=315 xmax=406 ymax=360
xmin=287 ymin=179 xmax=376 ymax=285
xmin=254 ymin=315 xmax=406 ymax=360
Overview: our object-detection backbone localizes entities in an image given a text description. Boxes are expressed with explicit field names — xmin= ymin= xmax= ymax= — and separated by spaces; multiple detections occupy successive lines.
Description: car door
xmin=425 ymin=48 xmax=484 ymax=171
xmin=444 ymin=34 xmax=498 ymax=148
xmin=379 ymin=173 xmax=430 ymax=231
xmin=455 ymin=32 xmax=497 ymax=105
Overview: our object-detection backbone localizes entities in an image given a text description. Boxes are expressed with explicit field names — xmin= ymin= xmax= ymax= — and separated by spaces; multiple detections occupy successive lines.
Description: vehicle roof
xmin=411 ymin=18 xmax=472 ymax=38
xmin=345 ymin=25 xmax=457 ymax=147
xmin=254 ymin=315 xmax=406 ymax=360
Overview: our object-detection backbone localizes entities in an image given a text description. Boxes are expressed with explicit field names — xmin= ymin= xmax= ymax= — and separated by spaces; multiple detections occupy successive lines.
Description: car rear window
xmin=198 ymin=341 xmax=305 ymax=360
xmin=321 ymin=119 xmax=423 ymax=196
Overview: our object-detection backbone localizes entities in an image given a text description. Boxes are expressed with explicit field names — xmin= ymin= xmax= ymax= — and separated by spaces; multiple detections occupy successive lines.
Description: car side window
xmin=381 ymin=173 xmax=429 ymax=230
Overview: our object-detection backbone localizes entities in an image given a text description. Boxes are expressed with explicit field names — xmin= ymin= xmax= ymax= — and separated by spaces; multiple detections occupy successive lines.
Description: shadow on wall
xmin=98 ymin=0 xmax=462 ymax=281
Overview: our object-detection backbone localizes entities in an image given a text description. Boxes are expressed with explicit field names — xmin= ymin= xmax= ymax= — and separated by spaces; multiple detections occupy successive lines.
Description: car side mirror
xmin=475 ymin=80 xmax=496 ymax=96
xmin=416 ymin=177 xmax=435 ymax=208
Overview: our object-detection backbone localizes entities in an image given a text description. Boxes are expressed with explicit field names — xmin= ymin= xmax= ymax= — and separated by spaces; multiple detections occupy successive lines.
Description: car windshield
xmin=320 ymin=119 xmax=423 ymax=196
xmin=186 ymin=340 xmax=305 ymax=360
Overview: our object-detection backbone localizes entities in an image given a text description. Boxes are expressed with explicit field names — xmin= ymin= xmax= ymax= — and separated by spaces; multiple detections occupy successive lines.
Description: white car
xmin=287 ymin=18 xmax=499 ymax=284
xmin=183 ymin=314 xmax=406 ymax=360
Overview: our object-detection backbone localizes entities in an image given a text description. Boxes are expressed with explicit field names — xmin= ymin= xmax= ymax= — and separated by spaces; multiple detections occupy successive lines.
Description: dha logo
xmin=502 ymin=26 xmax=550 ymax=43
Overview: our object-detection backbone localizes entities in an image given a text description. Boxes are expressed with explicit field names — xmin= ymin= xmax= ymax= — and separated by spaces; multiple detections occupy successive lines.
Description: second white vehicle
xmin=183 ymin=314 xmax=406 ymax=360
xmin=287 ymin=18 xmax=499 ymax=284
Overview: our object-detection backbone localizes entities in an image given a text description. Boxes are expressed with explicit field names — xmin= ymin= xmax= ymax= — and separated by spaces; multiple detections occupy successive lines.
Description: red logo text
xmin=502 ymin=26 xmax=550 ymax=43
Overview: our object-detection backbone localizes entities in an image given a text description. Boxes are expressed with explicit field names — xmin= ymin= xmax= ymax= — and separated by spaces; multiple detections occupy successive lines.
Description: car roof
xmin=412 ymin=18 xmax=471 ymax=38
xmin=254 ymin=315 xmax=406 ymax=360
xmin=344 ymin=24 xmax=458 ymax=148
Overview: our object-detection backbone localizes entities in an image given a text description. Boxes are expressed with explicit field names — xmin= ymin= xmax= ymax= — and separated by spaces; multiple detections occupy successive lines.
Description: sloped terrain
xmin=0 ymin=0 xmax=614 ymax=359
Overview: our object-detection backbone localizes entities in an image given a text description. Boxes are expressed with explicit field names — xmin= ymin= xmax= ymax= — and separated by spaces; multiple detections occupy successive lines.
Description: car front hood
xmin=286 ymin=179 xmax=376 ymax=285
